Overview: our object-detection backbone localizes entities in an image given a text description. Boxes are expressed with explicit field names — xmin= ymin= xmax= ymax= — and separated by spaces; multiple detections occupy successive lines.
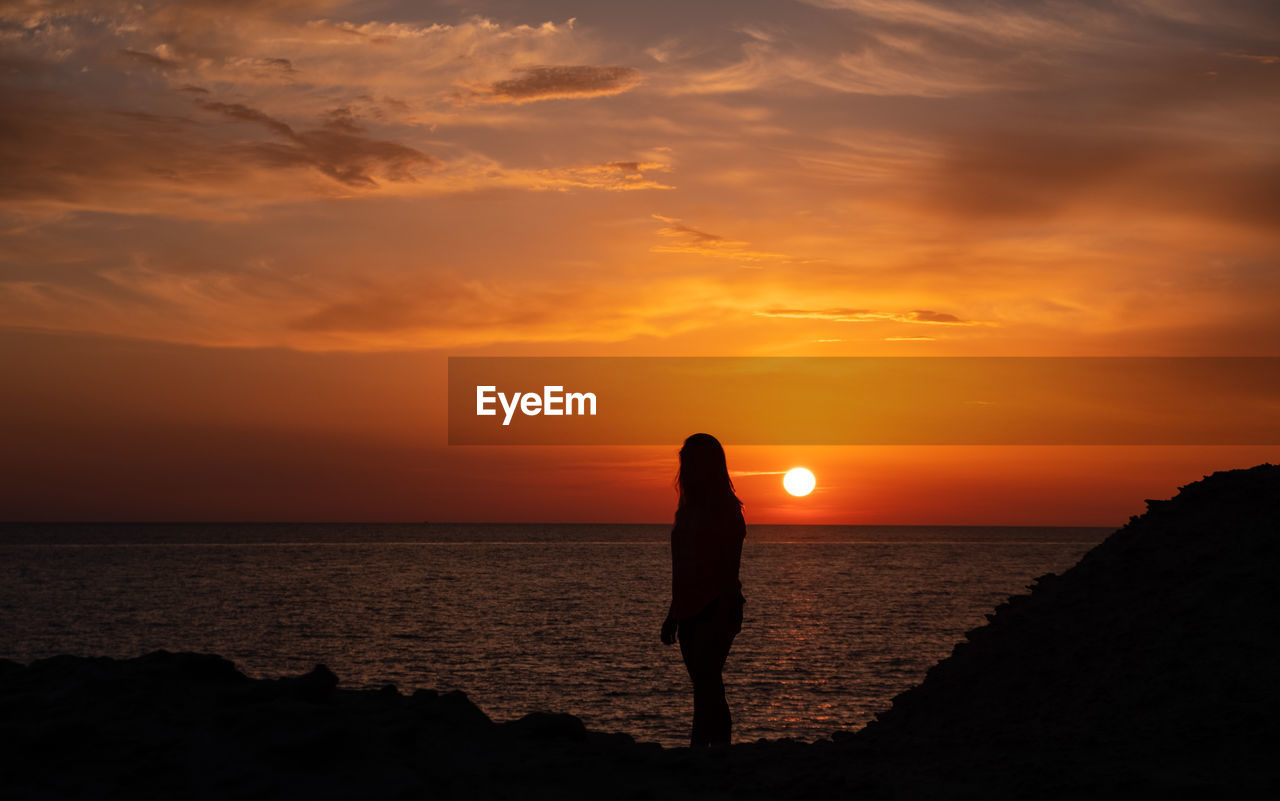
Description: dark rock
xmin=505 ymin=711 xmax=589 ymax=742
xmin=421 ymin=688 xmax=493 ymax=732
xmin=275 ymin=663 xmax=338 ymax=702
xmin=134 ymin=649 xmax=247 ymax=685
xmin=409 ymin=688 xmax=439 ymax=704
xmin=586 ymin=730 xmax=636 ymax=750
xmin=862 ymin=463 xmax=1280 ymax=794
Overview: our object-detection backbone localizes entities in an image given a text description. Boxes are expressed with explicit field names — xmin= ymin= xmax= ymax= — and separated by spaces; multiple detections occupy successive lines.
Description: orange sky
xmin=2 ymin=1 xmax=1278 ymax=524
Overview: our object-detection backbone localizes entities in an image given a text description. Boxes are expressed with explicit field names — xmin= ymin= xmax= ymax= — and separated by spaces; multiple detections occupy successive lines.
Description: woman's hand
xmin=660 ymin=615 xmax=678 ymax=645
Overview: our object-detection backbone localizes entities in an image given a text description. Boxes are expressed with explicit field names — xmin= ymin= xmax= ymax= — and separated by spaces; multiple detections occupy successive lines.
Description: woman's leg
xmin=678 ymin=621 xmax=710 ymax=747
xmin=679 ymin=602 xmax=739 ymax=747
xmin=704 ymin=618 xmax=735 ymax=746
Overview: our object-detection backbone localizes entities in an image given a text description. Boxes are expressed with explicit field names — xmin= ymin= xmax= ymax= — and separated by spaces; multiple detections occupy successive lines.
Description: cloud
xmin=0 ymin=85 xmax=669 ymax=219
xmin=289 ymin=280 xmax=554 ymax=334
xmin=916 ymin=128 xmax=1280 ymax=229
xmin=0 ymin=87 xmax=441 ymax=218
xmin=1219 ymin=50 xmax=1280 ymax=65
xmin=0 ymin=90 xmax=257 ymax=217
xmin=0 ymin=5 xmax=677 ymax=217
xmin=0 ymin=5 xmax=617 ymax=119
xmin=525 ymin=160 xmax=673 ymax=191
xmin=198 ymin=100 xmax=295 ymax=137
xmin=667 ymin=0 xmax=1280 ymax=100
xmin=406 ymin=154 xmax=674 ymax=194
xmin=757 ymin=307 xmax=987 ymax=325
xmin=472 ymin=65 xmax=643 ymax=104
xmin=256 ymin=56 xmax=297 ymax=75
xmin=0 ymin=255 xmax=745 ymax=351
xmin=907 ymin=309 xmax=963 ymax=324
xmin=196 ymin=99 xmax=435 ymax=187
xmin=651 ymin=215 xmax=788 ymax=264
xmin=669 ymin=32 xmax=1036 ymax=97
xmin=117 ymin=48 xmax=181 ymax=70
xmin=800 ymin=0 xmax=1089 ymax=47
xmin=829 ymin=35 xmax=1028 ymax=96
xmin=653 ymin=215 xmax=724 ymax=245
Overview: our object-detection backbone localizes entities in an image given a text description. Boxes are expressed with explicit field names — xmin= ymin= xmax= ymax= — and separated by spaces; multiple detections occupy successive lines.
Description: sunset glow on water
xmin=0 ymin=522 xmax=1104 ymax=746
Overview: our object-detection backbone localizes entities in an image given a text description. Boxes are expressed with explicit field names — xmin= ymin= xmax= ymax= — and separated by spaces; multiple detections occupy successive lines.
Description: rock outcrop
xmin=0 ymin=649 xmax=667 ymax=800
xmin=862 ymin=462 xmax=1280 ymax=795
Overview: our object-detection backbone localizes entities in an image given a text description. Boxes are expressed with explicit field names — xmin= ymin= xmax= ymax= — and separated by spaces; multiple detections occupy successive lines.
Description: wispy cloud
xmin=757 ymin=308 xmax=988 ymax=326
xmin=195 ymin=99 xmax=436 ymax=187
xmin=1221 ymin=52 xmax=1279 ymax=65
xmin=0 ymin=87 xmax=671 ymax=219
xmin=467 ymin=65 xmax=643 ymax=104
xmin=651 ymin=215 xmax=788 ymax=264
xmin=117 ymin=48 xmax=181 ymax=70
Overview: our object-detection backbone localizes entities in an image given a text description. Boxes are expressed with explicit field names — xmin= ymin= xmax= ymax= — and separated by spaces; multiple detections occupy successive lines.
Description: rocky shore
xmin=3 ymin=464 xmax=1276 ymax=799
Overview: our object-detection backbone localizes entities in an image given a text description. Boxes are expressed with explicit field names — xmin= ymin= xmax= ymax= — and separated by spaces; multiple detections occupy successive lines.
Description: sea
xmin=0 ymin=523 xmax=1110 ymax=747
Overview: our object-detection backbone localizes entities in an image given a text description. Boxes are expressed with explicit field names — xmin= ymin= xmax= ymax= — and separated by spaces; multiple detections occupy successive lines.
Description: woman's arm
xmin=662 ymin=525 xmax=680 ymax=644
xmin=661 ymin=608 xmax=677 ymax=645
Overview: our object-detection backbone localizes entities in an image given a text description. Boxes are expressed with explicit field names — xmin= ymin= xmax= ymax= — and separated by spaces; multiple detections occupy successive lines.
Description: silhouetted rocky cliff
xmin=861 ymin=462 xmax=1280 ymax=794
xmin=2 ymin=464 xmax=1276 ymax=799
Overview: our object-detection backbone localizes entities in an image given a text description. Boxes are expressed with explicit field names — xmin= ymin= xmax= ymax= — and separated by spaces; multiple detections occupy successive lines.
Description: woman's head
xmin=676 ymin=433 xmax=743 ymax=510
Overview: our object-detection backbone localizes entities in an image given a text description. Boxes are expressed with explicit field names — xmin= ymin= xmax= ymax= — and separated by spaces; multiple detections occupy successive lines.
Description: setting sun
xmin=783 ymin=468 xmax=816 ymax=497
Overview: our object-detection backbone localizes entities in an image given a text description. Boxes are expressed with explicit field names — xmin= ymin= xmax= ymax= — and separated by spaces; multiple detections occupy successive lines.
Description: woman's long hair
xmin=675 ymin=433 xmax=743 ymax=511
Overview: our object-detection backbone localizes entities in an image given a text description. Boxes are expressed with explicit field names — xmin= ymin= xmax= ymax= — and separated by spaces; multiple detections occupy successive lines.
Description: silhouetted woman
xmin=660 ymin=433 xmax=746 ymax=748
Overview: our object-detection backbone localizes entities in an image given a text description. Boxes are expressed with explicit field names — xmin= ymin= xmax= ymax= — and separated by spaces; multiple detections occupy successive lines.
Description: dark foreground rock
xmin=862 ymin=462 xmax=1280 ymax=796
xmin=2 ymin=465 xmax=1277 ymax=799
